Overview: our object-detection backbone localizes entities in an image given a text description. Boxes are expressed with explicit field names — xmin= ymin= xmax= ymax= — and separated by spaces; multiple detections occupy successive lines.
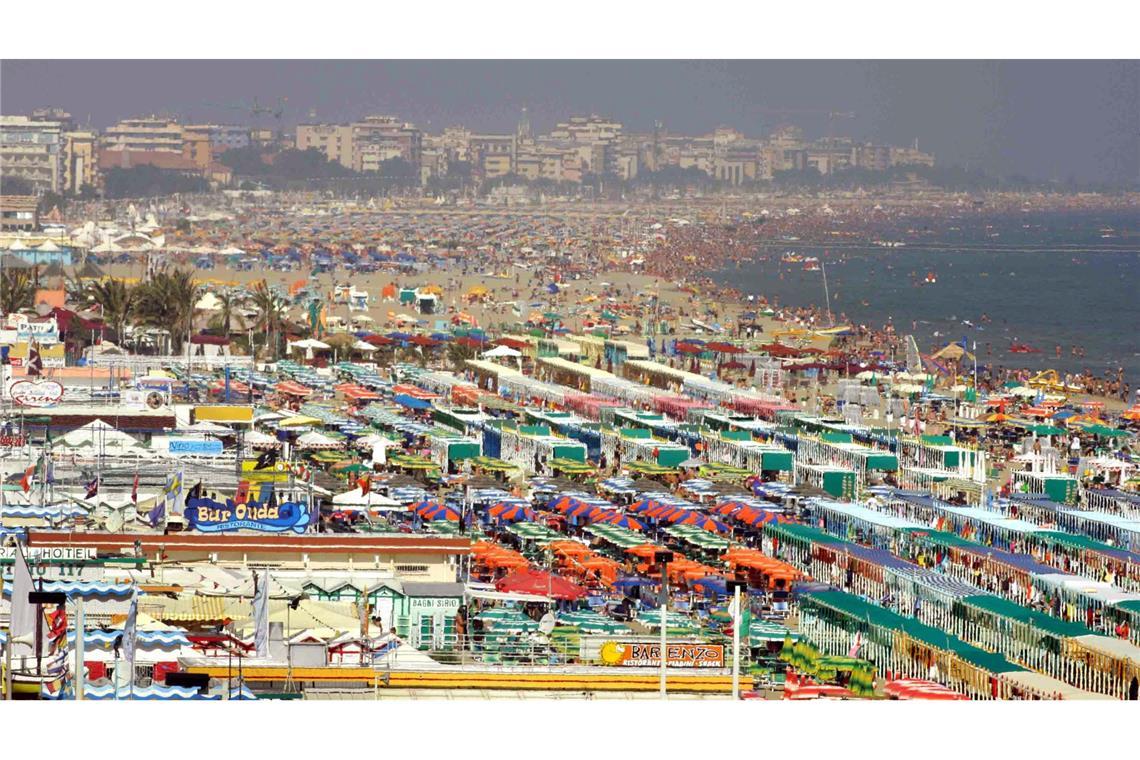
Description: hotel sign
xmin=599 ymin=641 xmax=725 ymax=668
xmin=185 ymin=496 xmax=311 ymax=534
xmin=0 ymin=546 xmax=98 ymax=562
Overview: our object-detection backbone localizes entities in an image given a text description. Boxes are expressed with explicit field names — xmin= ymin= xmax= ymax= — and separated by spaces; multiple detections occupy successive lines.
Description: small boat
xmin=923 ymin=272 xmax=937 ymax=285
xmin=1009 ymin=343 xmax=1042 ymax=354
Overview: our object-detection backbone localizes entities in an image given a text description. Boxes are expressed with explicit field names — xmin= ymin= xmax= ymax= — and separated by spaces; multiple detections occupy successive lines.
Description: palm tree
xmin=134 ymin=268 xmax=200 ymax=353
xmin=248 ymin=280 xmax=287 ymax=360
xmin=0 ymin=269 xmax=36 ymax=314
xmin=446 ymin=341 xmax=476 ymax=371
xmin=209 ymin=290 xmax=246 ymax=337
xmin=88 ymin=277 xmax=137 ymax=344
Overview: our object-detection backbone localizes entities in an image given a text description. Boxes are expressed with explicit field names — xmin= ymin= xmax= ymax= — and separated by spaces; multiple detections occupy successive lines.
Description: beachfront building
xmin=63 ymin=130 xmax=98 ymax=193
xmin=0 ymin=195 xmax=39 ymax=231
xmin=183 ymin=123 xmax=250 ymax=153
xmin=295 ymin=123 xmax=354 ymax=167
xmin=470 ymin=134 xmax=516 ymax=179
xmin=1 ymin=115 xmax=65 ymax=192
xmin=351 ymin=115 xmax=423 ymax=173
xmin=101 ymin=116 xmax=184 ymax=153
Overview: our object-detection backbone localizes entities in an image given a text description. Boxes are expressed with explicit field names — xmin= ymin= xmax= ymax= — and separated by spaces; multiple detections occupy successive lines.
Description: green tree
xmin=446 ymin=341 xmax=477 ymax=371
xmin=249 ymin=279 xmax=288 ymax=360
xmin=0 ymin=269 xmax=36 ymax=314
xmin=208 ymin=290 xmax=246 ymax=337
xmin=88 ymin=277 xmax=137 ymax=343
xmin=135 ymin=268 xmax=200 ymax=353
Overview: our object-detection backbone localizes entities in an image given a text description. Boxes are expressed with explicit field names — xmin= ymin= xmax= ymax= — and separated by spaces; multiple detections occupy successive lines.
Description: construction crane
xmin=754 ymin=107 xmax=855 ymax=141
xmin=203 ymin=96 xmax=288 ymax=127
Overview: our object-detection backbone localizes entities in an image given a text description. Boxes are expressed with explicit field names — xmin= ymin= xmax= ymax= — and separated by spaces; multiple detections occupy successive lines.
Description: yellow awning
xmin=278 ymin=415 xmax=323 ymax=427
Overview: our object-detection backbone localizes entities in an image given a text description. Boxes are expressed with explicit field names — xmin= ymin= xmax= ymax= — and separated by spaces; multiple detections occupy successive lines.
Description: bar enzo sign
xmin=8 ymin=379 xmax=64 ymax=407
xmin=599 ymin=641 xmax=725 ymax=668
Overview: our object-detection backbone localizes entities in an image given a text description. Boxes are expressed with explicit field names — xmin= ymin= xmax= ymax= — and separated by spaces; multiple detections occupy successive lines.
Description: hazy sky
xmin=3 ymin=60 xmax=1137 ymax=183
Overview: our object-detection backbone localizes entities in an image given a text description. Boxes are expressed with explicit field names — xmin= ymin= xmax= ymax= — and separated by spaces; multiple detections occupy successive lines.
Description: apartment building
xmin=102 ymin=116 xmax=184 ymax=152
xmin=295 ymin=123 xmax=354 ymax=168
xmin=63 ymin=131 xmax=98 ymax=193
xmin=0 ymin=116 xmax=65 ymax=193
xmin=350 ymin=116 xmax=422 ymax=172
xmin=470 ymin=134 xmax=516 ymax=178
xmin=183 ymin=124 xmax=250 ymax=154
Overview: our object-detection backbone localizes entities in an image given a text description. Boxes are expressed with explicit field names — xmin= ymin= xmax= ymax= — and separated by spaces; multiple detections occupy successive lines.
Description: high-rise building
xmin=63 ymin=130 xmax=98 ymax=193
xmin=101 ymin=116 xmax=184 ymax=152
xmin=183 ymin=124 xmax=250 ymax=154
xmin=295 ymin=123 xmax=354 ymax=168
xmin=0 ymin=115 xmax=65 ymax=193
xmin=350 ymin=116 xmax=422 ymax=173
xmin=470 ymin=134 xmax=516 ymax=179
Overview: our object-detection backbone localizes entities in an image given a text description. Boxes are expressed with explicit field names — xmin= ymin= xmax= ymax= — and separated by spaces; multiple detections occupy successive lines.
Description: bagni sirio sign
xmin=185 ymin=495 xmax=311 ymax=534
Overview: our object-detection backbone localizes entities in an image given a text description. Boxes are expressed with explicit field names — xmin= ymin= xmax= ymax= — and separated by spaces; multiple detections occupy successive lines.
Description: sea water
xmin=709 ymin=210 xmax=1140 ymax=381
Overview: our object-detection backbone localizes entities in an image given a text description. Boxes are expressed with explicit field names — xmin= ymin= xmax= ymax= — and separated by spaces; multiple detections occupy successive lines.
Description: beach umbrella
xmin=679 ymin=513 xmax=728 ymax=533
xmin=488 ymin=503 xmax=536 ymax=523
xmin=603 ymin=514 xmax=645 ymax=531
xmin=422 ymin=504 xmax=461 ymax=522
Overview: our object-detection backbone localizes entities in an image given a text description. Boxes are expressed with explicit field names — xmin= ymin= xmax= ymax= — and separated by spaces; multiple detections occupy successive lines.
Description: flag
xmin=26 ymin=343 xmax=43 ymax=376
xmin=253 ymin=571 xmax=270 ymax=659
xmin=187 ymin=481 xmax=203 ymax=502
xmin=47 ymin=604 xmax=68 ymax=644
xmin=9 ymin=543 xmax=39 ymax=655
xmin=122 ymin=589 xmax=139 ymax=673
xmin=254 ymin=450 xmax=278 ymax=470
xmin=130 ymin=472 xmax=139 ymax=505
xmin=166 ymin=470 xmax=184 ymax=516
xmin=147 ymin=498 xmax=166 ymax=528
xmin=358 ymin=474 xmax=371 ymax=496
xmin=848 ymin=631 xmax=863 ymax=658
xmin=20 ymin=463 xmax=36 ymax=493
xmin=85 ymin=476 xmax=99 ymax=499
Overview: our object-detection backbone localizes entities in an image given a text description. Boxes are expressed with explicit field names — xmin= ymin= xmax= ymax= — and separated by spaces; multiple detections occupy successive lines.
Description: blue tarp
xmin=393 ymin=394 xmax=432 ymax=410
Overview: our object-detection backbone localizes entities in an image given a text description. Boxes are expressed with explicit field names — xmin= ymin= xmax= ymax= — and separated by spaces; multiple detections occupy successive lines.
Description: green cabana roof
xmin=960 ymin=594 xmax=1094 ymax=639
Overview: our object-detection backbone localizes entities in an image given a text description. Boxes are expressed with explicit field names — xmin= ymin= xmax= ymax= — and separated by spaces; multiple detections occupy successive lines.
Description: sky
xmin=2 ymin=60 xmax=1137 ymax=184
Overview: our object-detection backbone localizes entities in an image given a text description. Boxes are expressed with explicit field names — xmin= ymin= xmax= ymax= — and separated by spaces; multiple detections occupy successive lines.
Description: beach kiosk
xmin=795 ymin=462 xmax=857 ymax=500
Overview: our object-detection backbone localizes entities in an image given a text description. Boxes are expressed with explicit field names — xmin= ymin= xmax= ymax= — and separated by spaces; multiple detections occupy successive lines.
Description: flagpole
xmin=74 ymin=595 xmax=85 ymax=701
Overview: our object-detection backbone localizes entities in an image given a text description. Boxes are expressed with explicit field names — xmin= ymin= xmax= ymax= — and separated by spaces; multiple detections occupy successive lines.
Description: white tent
xmin=195 ymin=292 xmax=222 ymax=311
xmin=482 ymin=345 xmax=521 ymax=359
xmin=296 ymin=431 xmax=343 ymax=450
xmin=332 ymin=488 xmax=401 ymax=510
xmin=289 ymin=338 xmax=331 ymax=350
xmin=352 ymin=340 xmax=378 ymax=352
xmin=62 ymin=420 xmax=140 ymax=448
xmin=244 ymin=430 xmax=281 ymax=448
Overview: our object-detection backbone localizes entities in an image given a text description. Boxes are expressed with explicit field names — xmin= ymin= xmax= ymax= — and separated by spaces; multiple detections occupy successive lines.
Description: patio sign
xmin=185 ymin=495 xmax=310 ymax=534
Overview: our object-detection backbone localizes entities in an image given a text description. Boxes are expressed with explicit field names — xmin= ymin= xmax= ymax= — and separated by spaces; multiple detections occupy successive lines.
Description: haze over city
xmin=3 ymin=60 xmax=1137 ymax=185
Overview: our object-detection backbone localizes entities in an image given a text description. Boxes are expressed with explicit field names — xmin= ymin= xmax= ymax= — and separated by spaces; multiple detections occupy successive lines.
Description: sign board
xmin=8 ymin=379 xmax=64 ymax=407
xmin=185 ymin=496 xmax=310 ymax=534
xmin=194 ymin=405 xmax=254 ymax=423
xmin=168 ymin=438 xmax=224 ymax=456
xmin=599 ymin=641 xmax=725 ymax=668
xmin=408 ymin=597 xmax=460 ymax=610
xmin=0 ymin=546 xmax=98 ymax=562
xmin=0 ymin=434 xmax=26 ymax=447
xmin=16 ymin=319 xmax=60 ymax=342
xmin=240 ymin=459 xmax=290 ymax=483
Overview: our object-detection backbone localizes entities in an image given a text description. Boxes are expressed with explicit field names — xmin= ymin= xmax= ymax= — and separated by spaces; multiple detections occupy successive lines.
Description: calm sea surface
xmin=707 ymin=210 xmax=1140 ymax=381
